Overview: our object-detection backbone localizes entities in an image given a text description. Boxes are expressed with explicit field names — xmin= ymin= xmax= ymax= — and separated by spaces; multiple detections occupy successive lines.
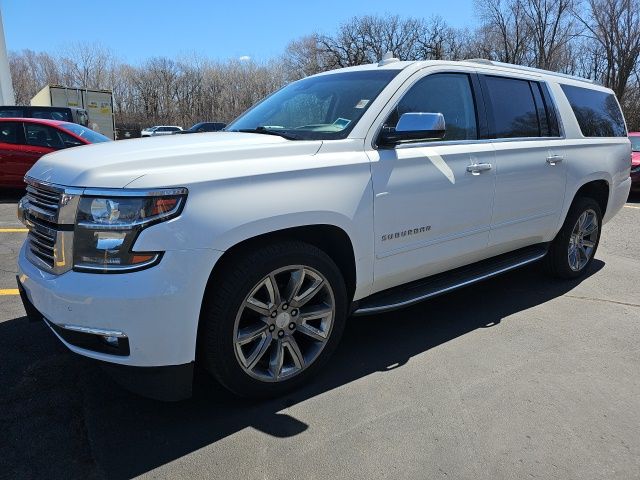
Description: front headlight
xmin=73 ymin=188 xmax=187 ymax=273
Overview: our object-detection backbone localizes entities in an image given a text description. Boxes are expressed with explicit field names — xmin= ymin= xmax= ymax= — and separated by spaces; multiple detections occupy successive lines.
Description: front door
xmin=366 ymin=71 xmax=496 ymax=292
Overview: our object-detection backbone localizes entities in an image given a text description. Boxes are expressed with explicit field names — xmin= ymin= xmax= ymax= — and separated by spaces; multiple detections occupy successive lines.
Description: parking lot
xmin=1 ymin=190 xmax=639 ymax=480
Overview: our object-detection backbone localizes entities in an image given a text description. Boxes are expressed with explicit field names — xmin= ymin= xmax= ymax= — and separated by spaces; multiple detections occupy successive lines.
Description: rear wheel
xmin=545 ymin=197 xmax=602 ymax=279
xmin=200 ymin=241 xmax=347 ymax=398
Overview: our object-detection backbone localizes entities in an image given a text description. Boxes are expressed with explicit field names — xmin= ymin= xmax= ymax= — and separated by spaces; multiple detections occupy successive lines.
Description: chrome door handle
xmin=546 ymin=155 xmax=564 ymax=165
xmin=466 ymin=163 xmax=492 ymax=174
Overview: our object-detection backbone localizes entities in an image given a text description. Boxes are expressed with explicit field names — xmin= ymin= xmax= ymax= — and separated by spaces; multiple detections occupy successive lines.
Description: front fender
xmin=132 ymin=161 xmax=375 ymax=299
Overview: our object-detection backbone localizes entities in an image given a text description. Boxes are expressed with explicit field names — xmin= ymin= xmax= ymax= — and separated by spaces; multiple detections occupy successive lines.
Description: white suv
xmin=141 ymin=125 xmax=182 ymax=137
xmin=16 ymin=58 xmax=632 ymax=400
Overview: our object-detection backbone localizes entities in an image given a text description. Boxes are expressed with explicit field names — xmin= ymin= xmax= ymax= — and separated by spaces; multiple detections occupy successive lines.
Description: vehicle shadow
xmin=0 ymin=260 xmax=604 ymax=479
xmin=627 ymin=190 xmax=640 ymax=204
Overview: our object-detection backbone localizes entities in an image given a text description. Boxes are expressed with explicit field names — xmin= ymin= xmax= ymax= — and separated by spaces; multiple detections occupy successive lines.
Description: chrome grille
xmin=25 ymin=184 xmax=61 ymax=215
xmin=19 ymin=178 xmax=80 ymax=275
xmin=27 ymin=220 xmax=57 ymax=269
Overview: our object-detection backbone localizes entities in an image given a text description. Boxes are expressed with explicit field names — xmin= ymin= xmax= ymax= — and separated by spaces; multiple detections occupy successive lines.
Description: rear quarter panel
xmin=547 ymin=80 xmax=631 ymax=229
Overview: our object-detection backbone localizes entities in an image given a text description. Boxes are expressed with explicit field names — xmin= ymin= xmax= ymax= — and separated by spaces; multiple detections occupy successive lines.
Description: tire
xmin=545 ymin=196 xmax=602 ymax=279
xmin=200 ymin=240 xmax=348 ymax=398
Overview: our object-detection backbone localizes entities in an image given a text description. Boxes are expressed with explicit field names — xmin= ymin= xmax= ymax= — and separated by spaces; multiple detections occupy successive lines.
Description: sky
xmin=1 ymin=0 xmax=477 ymax=64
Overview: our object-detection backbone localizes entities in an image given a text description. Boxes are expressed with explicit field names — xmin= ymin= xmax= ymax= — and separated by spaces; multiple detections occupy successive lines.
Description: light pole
xmin=0 ymin=5 xmax=15 ymax=105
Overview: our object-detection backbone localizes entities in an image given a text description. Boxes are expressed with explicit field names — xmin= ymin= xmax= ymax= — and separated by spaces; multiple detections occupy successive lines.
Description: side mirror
xmin=379 ymin=112 xmax=446 ymax=147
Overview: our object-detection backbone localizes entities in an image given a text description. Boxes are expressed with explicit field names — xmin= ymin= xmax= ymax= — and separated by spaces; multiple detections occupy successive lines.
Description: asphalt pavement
xmin=1 ymin=189 xmax=639 ymax=480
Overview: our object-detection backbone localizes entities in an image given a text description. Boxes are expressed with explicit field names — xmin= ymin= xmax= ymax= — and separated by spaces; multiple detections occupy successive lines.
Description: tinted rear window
xmin=483 ymin=76 xmax=540 ymax=138
xmin=560 ymin=84 xmax=626 ymax=137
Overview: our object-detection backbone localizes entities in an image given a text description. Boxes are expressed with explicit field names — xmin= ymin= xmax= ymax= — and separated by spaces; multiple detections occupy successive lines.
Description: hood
xmin=26 ymin=132 xmax=323 ymax=188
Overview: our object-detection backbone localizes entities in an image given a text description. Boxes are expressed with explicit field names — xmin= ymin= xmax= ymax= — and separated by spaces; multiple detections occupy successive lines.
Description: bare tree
xmin=476 ymin=0 xmax=531 ymax=64
xmin=417 ymin=16 xmax=470 ymax=60
xmin=60 ymin=42 xmax=115 ymax=90
xmin=521 ymin=0 xmax=578 ymax=70
xmin=316 ymin=15 xmax=430 ymax=67
xmin=282 ymin=35 xmax=330 ymax=80
xmin=575 ymin=0 xmax=640 ymax=100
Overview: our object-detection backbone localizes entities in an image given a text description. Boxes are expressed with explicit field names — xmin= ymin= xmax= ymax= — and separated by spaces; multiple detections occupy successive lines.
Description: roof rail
xmin=463 ymin=58 xmax=595 ymax=84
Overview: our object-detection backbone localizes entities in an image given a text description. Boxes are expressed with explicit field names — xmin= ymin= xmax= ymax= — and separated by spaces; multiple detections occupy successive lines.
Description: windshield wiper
xmin=234 ymin=126 xmax=300 ymax=140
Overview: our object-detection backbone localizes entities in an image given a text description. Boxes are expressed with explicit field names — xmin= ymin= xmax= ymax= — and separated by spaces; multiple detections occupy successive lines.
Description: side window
xmin=0 ymin=122 xmax=22 ymax=144
xmin=560 ymin=84 xmax=626 ymax=137
xmin=0 ymin=108 xmax=24 ymax=118
xmin=385 ymin=73 xmax=478 ymax=141
xmin=32 ymin=109 xmax=72 ymax=122
xmin=25 ymin=124 xmax=65 ymax=149
xmin=483 ymin=76 xmax=540 ymax=138
xmin=530 ymin=83 xmax=550 ymax=136
xmin=540 ymin=83 xmax=561 ymax=136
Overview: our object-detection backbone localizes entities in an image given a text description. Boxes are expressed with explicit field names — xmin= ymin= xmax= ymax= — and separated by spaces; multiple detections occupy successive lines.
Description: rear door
xmin=480 ymin=74 xmax=566 ymax=251
xmin=0 ymin=121 xmax=28 ymax=187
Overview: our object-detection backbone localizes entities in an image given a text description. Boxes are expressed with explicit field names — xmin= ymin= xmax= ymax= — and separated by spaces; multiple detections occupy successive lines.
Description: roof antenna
xmin=379 ymin=52 xmax=399 ymax=66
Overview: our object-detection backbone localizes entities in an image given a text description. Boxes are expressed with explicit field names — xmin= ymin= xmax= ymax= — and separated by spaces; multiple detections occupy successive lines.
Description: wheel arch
xmin=574 ymin=179 xmax=609 ymax=215
xmin=558 ymin=176 xmax=610 ymax=233
xmin=195 ymin=224 xmax=359 ymax=362
xmin=202 ymin=223 xmax=358 ymax=308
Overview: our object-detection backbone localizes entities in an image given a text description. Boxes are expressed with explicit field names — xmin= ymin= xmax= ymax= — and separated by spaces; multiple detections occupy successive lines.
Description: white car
xmin=141 ymin=125 xmax=182 ymax=137
xmin=16 ymin=57 xmax=632 ymax=400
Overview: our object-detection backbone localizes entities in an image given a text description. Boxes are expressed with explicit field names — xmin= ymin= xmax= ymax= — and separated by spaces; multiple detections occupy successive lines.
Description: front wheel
xmin=545 ymin=197 xmax=602 ymax=279
xmin=200 ymin=241 xmax=348 ymax=398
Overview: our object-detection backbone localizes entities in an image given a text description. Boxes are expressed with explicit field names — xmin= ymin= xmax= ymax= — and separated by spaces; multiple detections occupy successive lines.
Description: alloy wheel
xmin=233 ymin=265 xmax=335 ymax=382
xmin=567 ymin=208 xmax=599 ymax=272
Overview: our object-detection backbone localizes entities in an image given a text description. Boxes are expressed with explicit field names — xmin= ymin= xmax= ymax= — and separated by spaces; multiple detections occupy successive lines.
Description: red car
xmin=0 ymin=118 xmax=110 ymax=188
xmin=629 ymin=132 xmax=640 ymax=192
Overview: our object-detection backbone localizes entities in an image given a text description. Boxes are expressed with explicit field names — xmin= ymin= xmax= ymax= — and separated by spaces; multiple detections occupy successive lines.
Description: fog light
xmin=49 ymin=322 xmax=130 ymax=356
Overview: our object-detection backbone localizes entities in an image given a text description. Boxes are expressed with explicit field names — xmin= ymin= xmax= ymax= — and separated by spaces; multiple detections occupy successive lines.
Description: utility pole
xmin=0 ymin=6 xmax=15 ymax=105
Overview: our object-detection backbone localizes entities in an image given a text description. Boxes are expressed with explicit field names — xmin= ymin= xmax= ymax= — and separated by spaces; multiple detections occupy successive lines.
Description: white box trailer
xmin=31 ymin=85 xmax=115 ymax=139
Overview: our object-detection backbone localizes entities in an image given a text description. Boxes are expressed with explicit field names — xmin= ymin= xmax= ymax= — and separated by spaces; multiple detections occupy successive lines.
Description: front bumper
xmin=17 ymin=280 xmax=194 ymax=401
xmin=17 ymin=243 xmax=223 ymax=368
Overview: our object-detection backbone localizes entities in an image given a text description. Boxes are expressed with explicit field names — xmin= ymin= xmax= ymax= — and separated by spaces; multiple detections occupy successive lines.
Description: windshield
xmin=630 ymin=136 xmax=640 ymax=152
xmin=62 ymin=123 xmax=111 ymax=143
xmin=226 ymin=70 xmax=400 ymax=140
